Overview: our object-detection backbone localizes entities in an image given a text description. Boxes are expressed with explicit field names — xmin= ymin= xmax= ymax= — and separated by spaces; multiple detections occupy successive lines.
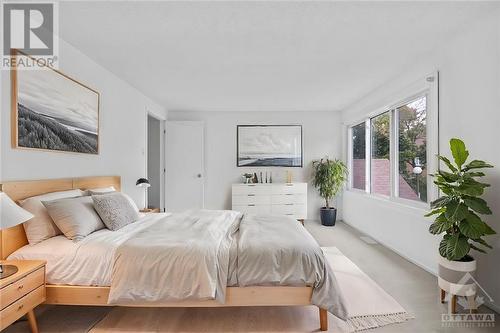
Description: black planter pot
xmin=320 ymin=207 xmax=337 ymax=226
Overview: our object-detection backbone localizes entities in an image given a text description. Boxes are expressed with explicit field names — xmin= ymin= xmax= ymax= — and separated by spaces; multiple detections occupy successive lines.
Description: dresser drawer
xmin=271 ymin=183 xmax=307 ymax=195
xmin=232 ymin=185 xmax=272 ymax=196
xmin=271 ymin=194 xmax=306 ymax=205
xmin=271 ymin=204 xmax=306 ymax=215
xmin=0 ymin=267 xmax=44 ymax=310
xmin=232 ymin=204 xmax=272 ymax=214
xmin=232 ymin=195 xmax=271 ymax=205
xmin=0 ymin=285 xmax=45 ymax=331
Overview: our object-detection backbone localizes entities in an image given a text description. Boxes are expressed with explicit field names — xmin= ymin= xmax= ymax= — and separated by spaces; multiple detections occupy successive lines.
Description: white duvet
xmin=108 ymin=209 xmax=241 ymax=304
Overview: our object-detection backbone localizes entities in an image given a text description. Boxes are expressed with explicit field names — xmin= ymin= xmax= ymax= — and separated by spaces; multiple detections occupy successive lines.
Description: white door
xmin=166 ymin=121 xmax=204 ymax=212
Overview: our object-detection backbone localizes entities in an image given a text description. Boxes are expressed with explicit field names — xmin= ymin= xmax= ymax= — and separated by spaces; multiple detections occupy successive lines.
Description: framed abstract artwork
xmin=237 ymin=125 xmax=303 ymax=167
xmin=11 ymin=50 xmax=100 ymax=154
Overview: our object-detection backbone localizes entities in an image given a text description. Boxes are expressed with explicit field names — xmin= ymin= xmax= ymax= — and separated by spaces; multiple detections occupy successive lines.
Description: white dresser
xmin=232 ymin=183 xmax=307 ymax=220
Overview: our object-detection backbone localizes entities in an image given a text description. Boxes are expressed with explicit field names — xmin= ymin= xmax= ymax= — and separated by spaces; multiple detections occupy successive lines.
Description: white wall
xmin=341 ymin=11 xmax=500 ymax=310
xmin=168 ymin=110 xmax=342 ymax=220
xmin=0 ymin=38 xmax=167 ymax=207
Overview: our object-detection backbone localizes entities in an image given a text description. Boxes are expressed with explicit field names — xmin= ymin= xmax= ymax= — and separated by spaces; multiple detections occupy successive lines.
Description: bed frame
xmin=0 ymin=176 xmax=329 ymax=331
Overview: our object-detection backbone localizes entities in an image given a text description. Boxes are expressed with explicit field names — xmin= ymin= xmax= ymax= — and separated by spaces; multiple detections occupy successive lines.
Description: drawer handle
xmin=286 ymin=203 xmax=294 ymax=206
xmin=248 ymin=204 xmax=255 ymax=206
xmin=247 ymin=194 xmax=255 ymax=196
xmin=247 ymin=184 xmax=256 ymax=187
xmin=286 ymin=213 xmax=294 ymax=216
xmin=286 ymin=184 xmax=293 ymax=186
xmin=18 ymin=304 xmax=24 ymax=311
xmin=285 ymin=194 xmax=293 ymax=196
xmin=17 ymin=284 xmax=24 ymax=290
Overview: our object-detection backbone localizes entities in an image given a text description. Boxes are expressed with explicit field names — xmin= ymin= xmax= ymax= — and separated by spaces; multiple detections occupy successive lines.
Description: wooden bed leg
xmin=451 ymin=295 xmax=457 ymax=314
xmin=319 ymin=307 xmax=328 ymax=331
xmin=26 ymin=310 xmax=39 ymax=333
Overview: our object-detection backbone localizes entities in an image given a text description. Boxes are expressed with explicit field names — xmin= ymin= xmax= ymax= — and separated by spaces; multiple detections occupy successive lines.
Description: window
xmin=347 ymin=75 xmax=437 ymax=206
xmin=351 ymin=122 xmax=366 ymax=190
xmin=371 ymin=112 xmax=391 ymax=196
xmin=397 ymin=96 xmax=427 ymax=202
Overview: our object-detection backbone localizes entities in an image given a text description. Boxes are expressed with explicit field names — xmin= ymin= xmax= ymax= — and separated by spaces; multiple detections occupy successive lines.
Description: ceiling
xmin=59 ymin=1 xmax=500 ymax=112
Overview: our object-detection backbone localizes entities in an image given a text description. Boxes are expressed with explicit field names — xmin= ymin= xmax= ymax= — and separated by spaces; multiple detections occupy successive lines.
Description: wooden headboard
xmin=0 ymin=176 xmax=121 ymax=259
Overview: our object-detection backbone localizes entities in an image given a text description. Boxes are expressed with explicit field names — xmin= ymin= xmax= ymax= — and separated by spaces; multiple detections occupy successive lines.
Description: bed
xmin=0 ymin=176 xmax=345 ymax=331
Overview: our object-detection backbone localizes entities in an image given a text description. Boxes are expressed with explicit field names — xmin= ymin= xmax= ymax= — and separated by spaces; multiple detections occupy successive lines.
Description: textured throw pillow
xmin=92 ymin=192 xmax=140 ymax=231
xmin=84 ymin=186 xmax=116 ymax=196
xmin=19 ymin=189 xmax=84 ymax=244
xmin=43 ymin=196 xmax=105 ymax=241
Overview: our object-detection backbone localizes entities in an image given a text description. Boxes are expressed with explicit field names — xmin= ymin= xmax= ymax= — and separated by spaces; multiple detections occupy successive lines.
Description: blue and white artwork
xmin=237 ymin=125 xmax=302 ymax=167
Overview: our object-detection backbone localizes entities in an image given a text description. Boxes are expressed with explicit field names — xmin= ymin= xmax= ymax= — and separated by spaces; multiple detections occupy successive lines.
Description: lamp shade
xmin=0 ymin=192 xmax=34 ymax=230
xmin=136 ymin=178 xmax=151 ymax=188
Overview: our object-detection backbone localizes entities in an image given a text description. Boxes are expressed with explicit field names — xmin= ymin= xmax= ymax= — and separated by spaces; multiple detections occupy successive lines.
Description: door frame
xmin=145 ymin=109 xmax=166 ymax=211
xmin=165 ymin=121 xmax=205 ymax=211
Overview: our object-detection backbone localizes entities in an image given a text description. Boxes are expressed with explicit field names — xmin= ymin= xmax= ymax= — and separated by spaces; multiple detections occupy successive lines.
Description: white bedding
xmin=8 ymin=213 xmax=170 ymax=286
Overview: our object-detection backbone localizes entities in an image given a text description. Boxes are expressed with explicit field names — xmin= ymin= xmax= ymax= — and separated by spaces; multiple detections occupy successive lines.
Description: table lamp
xmin=0 ymin=192 xmax=34 ymax=279
xmin=136 ymin=178 xmax=151 ymax=211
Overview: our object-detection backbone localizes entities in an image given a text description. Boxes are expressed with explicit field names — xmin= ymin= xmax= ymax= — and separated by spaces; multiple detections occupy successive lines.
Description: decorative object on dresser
xmin=11 ymin=50 xmax=100 ymax=154
xmin=232 ymin=183 xmax=307 ymax=222
xmin=0 ymin=260 xmax=46 ymax=333
xmin=237 ymin=125 xmax=303 ymax=167
xmin=426 ymin=138 xmax=495 ymax=314
xmin=0 ymin=192 xmax=34 ymax=278
xmin=242 ymin=173 xmax=254 ymax=184
xmin=312 ymin=158 xmax=348 ymax=226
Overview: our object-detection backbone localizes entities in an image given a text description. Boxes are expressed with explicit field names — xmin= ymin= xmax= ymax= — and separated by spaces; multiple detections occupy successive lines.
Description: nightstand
xmin=140 ymin=208 xmax=161 ymax=213
xmin=0 ymin=260 xmax=46 ymax=333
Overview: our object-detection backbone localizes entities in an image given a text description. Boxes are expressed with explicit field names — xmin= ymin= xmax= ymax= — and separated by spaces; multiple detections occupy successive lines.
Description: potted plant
xmin=426 ymin=138 xmax=495 ymax=301
xmin=312 ymin=158 xmax=348 ymax=226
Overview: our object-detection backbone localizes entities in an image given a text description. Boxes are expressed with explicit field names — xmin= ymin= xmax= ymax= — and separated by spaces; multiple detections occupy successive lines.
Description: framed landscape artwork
xmin=237 ymin=125 xmax=303 ymax=167
xmin=11 ymin=50 xmax=100 ymax=154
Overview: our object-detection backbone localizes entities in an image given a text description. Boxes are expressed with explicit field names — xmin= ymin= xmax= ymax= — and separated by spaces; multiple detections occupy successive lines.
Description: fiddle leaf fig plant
xmin=427 ymin=138 xmax=496 ymax=261
xmin=312 ymin=158 xmax=348 ymax=209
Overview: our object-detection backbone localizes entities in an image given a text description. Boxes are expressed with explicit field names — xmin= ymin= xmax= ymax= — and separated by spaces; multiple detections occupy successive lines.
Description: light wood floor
xmin=5 ymin=220 xmax=499 ymax=333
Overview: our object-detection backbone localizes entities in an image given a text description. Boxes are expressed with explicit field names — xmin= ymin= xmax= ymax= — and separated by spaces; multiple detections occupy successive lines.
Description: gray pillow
xmin=43 ymin=196 xmax=105 ymax=241
xmin=92 ymin=192 xmax=139 ymax=231
xmin=19 ymin=189 xmax=84 ymax=244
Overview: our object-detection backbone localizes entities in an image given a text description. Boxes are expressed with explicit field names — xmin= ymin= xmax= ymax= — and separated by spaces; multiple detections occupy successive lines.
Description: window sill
xmin=345 ymin=189 xmax=430 ymax=213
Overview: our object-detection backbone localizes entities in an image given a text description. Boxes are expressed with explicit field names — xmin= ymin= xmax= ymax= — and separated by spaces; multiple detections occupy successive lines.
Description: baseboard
xmin=340 ymin=219 xmax=438 ymax=276
xmin=340 ymin=219 xmax=499 ymax=314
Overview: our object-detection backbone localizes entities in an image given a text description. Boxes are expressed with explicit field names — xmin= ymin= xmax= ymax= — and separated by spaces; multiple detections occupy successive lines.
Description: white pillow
xmin=19 ymin=189 xmax=84 ymax=244
xmin=43 ymin=196 xmax=105 ymax=241
xmin=84 ymin=186 xmax=116 ymax=196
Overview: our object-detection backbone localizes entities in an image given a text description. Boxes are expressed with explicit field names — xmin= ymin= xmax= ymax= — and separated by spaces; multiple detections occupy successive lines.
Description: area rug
xmin=321 ymin=246 xmax=414 ymax=331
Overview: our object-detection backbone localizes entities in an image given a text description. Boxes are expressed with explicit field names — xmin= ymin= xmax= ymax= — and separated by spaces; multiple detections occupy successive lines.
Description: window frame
xmin=346 ymin=73 xmax=439 ymax=210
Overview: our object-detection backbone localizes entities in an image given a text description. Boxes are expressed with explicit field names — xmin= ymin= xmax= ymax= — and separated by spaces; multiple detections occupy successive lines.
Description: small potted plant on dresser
xmin=426 ymin=138 xmax=495 ymax=313
xmin=312 ymin=158 xmax=348 ymax=226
